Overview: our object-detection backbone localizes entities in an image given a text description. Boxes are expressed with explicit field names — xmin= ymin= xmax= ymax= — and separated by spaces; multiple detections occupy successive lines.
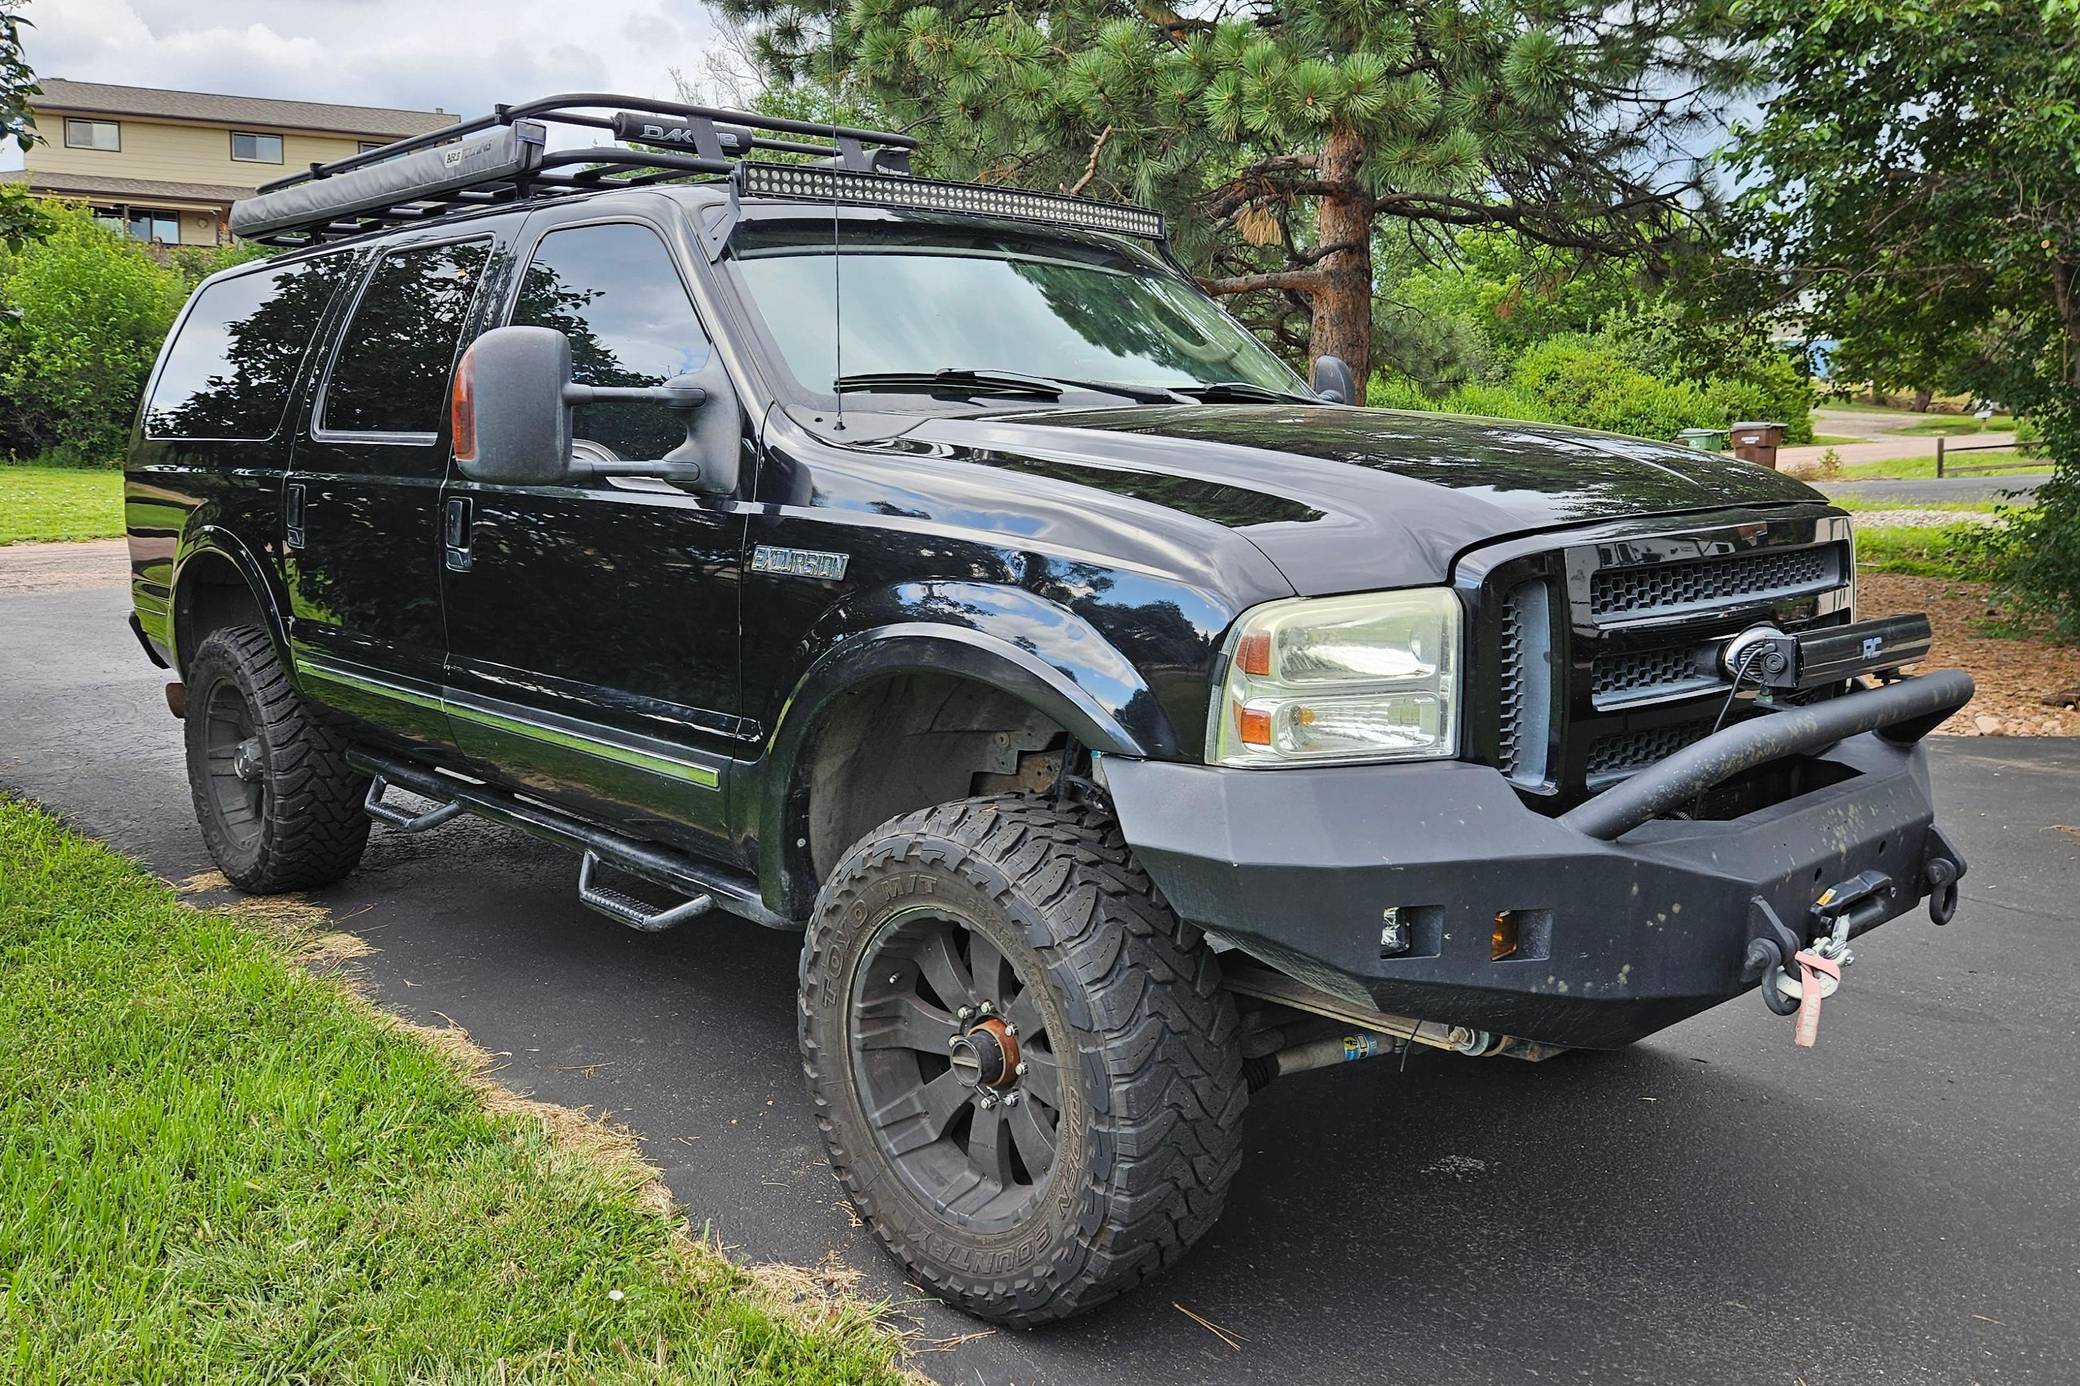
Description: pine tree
xmin=720 ymin=0 xmax=1752 ymax=382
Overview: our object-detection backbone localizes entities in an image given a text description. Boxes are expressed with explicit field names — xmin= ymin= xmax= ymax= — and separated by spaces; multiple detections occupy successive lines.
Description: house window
xmin=126 ymin=208 xmax=181 ymax=244
xmin=231 ymin=131 xmax=284 ymax=163
xmin=358 ymin=141 xmax=386 ymax=153
xmin=64 ymin=118 xmax=120 ymax=151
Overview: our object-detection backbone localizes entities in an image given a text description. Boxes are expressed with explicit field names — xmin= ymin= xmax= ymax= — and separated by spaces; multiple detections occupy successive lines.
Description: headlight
xmin=1207 ymin=588 xmax=1461 ymax=767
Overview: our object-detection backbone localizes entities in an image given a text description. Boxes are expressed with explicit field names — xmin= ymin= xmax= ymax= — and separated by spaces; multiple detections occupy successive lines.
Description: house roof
xmin=31 ymin=79 xmax=459 ymax=140
xmin=1 ymin=168 xmax=252 ymax=206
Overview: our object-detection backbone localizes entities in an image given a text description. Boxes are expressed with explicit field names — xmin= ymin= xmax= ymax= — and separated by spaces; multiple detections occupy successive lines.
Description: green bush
xmin=0 ymin=202 xmax=186 ymax=465
xmin=1507 ymin=336 xmax=1714 ymax=440
xmin=1437 ymin=381 xmax=1556 ymax=423
xmin=1365 ymin=375 xmax=1436 ymax=410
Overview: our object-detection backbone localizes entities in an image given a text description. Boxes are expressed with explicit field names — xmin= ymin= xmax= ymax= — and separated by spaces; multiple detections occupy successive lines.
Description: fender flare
xmin=756 ymin=591 xmax=1179 ymax=919
xmin=168 ymin=526 xmax=293 ymax=677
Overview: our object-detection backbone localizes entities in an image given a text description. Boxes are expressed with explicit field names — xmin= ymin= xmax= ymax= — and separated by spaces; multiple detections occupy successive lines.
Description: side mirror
xmin=1311 ymin=354 xmax=1356 ymax=406
xmin=453 ymin=325 xmax=740 ymax=494
xmin=452 ymin=326 xmax=572 ymax=485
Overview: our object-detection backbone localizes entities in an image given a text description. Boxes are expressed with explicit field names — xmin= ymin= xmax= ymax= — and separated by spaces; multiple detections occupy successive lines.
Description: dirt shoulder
xmin=1858 ymin=572 xmax=2080 ymax=735
xmin=0 ymin=538 xmax=128 ymax=595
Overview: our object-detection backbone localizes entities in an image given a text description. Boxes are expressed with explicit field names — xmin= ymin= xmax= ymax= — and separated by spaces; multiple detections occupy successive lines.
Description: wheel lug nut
xmin=887 ymin=973 xmax=901 ymax=984
xmin=947 ymin=1035 xmax=962 ymax=1049
xmin=977 ymin=1000 xmax=993 ymax=1015
xmin=1003 ymin=1023 xmax=1018 ymax=1036
xmin=978 ymin=1093 xmax=997 ymax=1110
xmin=1014 ymin=1061 xmax=1028 ymax=1076
xmin=956 ymin=1006 xmax=974 ymax=1021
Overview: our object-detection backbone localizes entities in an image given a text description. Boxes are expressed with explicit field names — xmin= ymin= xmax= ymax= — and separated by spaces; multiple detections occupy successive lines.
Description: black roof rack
xmin=228 ymin=92 xmax=1166 ymax=250
xmin=230 ymin=92 xmax=920 ymax=247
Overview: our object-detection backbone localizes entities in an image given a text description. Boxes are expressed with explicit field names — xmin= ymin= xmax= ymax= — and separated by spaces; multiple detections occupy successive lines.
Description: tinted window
xmin=323 ymin=241 xmax=489 ymax=435
xmin=510 ymin=223 xmax=710 ymax=461
xmin=146 ymin=256 xmax=351 ymax=440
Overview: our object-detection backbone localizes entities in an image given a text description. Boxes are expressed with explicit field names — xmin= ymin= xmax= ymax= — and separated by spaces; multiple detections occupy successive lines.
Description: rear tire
xmin=183 ymin=625 xmax=370 ymax=893
xmin=800 ymin=794 xmax=1246 ymax=1325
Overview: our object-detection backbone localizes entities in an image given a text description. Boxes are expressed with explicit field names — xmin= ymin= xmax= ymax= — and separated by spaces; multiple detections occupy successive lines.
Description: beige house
xmin=1 ymin=80 xmax=458 ymax=247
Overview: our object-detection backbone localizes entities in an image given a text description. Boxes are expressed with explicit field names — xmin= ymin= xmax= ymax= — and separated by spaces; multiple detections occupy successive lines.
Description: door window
xmin=146 ymin=255 xmax=352 ymax=440
xmin=322 ymin=240 xmax=490 ymax=437
xmin=509 ymin=222 xmax=711 ymax=462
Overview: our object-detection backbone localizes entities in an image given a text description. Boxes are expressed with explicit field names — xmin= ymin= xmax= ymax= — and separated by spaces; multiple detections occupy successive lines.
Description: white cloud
xmin=5 ymin=0 xmax=727 ymax=169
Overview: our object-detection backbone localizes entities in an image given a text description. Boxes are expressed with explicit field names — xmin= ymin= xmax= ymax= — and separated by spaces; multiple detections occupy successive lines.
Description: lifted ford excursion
xmin=127 ymin=96 xmax=1974 ymax=1324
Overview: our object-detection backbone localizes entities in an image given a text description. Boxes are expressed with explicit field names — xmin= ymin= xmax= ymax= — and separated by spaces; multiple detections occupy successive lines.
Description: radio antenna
xmin=826 ymin=14 xmax=845 ymax=433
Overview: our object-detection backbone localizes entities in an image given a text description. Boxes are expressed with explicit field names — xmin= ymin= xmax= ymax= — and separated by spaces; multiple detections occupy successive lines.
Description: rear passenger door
xmin=284 ymin=232 xmax=494 ymax=744
xmin=439 ymin=211 xmax=749 ymax=857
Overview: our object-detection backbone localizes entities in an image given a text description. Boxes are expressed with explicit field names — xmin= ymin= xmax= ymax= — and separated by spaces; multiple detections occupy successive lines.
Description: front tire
xmin=800 ymin=794 xmax=1246 ymax=1325
xmin=183 ymin=625 xmax=371 ymax=893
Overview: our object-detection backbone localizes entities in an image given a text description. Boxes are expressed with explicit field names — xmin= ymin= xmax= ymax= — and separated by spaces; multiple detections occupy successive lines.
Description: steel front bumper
xmin=1101 ymin=671 xmax=1975 ymax=1049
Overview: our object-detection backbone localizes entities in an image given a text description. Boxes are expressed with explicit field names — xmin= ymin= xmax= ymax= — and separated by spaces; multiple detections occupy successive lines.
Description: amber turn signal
xmin=1491 ymin=911 xmax=1519 ymax=960
xmin=1236 ymin=629 xmax=1272 ymax=678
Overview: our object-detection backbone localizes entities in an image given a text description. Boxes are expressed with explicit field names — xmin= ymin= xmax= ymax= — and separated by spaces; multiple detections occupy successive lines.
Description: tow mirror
xmin=1311 ymin=354 xmax=1356 ymax=406
xmin=452 ymin=325 xmax=740 ymax=494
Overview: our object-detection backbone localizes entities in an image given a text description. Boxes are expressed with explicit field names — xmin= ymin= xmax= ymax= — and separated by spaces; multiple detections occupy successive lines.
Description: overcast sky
xmin=3 ymin=0 xmax=731 ymax=169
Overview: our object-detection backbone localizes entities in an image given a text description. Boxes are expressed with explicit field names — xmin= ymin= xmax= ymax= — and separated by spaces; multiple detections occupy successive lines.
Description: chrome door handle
xmin=444 ymin=496 xmax=473 ymax=572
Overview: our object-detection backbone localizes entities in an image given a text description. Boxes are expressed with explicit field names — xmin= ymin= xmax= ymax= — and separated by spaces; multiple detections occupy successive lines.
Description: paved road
xmin=6 ymin=555 xmax=2079 ymax=1385
xmin=1778 ymin=430 xmax=2020 ymax=472
xmin=1817 ymin=473 xmax=2047 ymax=506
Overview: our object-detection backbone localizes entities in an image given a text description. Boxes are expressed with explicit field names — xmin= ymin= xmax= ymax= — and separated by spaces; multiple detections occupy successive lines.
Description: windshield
xmin=723 ymin=219 xmax=1306 ymax=400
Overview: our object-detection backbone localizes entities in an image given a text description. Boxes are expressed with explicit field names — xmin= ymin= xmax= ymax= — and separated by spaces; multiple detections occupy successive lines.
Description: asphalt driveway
xmin=4 ymin=550 xmax=2077 ymax=1385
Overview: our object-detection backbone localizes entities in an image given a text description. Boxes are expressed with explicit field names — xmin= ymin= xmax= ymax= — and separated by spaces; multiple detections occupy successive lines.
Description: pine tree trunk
xmin=1308 ymin=126 xmax=1374 ymax=388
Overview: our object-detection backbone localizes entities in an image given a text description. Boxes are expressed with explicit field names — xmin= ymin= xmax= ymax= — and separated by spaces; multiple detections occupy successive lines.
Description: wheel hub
xmin=232 ymin=737 xmax=265 ymax=783
xmin=949 ymin=1016 xmax=1020 ymax=1089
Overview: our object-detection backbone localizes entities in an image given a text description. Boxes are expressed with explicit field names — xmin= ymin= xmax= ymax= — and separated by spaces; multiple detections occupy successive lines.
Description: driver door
xmin=439 ymin=209 xmax=752 ymax=857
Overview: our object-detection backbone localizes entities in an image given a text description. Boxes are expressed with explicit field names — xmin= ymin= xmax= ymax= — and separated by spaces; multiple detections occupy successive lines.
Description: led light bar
xmin=737 ymin=162 xmax=1166 ymax=240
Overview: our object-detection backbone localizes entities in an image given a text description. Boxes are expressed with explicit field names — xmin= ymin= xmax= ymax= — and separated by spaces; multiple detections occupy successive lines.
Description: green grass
xmin=1854 ymin=524 xmax=2000 ymax=580
xmin=1826 ymin=495 xmax=2008 ymax=515
xmin=1887 ymin=416 xmax=2007 ymax=437
xmin=1808 ymin=433 xmax=1864 ymax=446
xmin=0 ymin=463 xmax=125 ymax=545
xmin=1833 ymin=448 xmax=2050 ymax=481
xmin=0 ymin=800 xmax=906 ymax=1384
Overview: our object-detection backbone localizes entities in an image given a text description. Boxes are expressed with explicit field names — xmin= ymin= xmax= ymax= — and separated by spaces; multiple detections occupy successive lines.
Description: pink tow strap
xmin=1792 ymin=949 xmax=1842 ymax=1048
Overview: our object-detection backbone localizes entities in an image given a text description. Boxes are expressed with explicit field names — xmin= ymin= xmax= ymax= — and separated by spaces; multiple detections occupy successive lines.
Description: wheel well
xmin=173 ymin=553 xmax=266 ymax=677
xmin=796 ymin=672 xmax=1076 ymax=888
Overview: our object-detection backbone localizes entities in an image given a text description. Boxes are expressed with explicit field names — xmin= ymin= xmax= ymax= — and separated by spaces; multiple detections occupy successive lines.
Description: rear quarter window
xmin=144 ymin=256 xmax=351 ymax=441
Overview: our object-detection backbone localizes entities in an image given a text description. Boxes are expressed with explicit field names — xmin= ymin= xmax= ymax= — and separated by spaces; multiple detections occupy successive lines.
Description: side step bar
xmin=348 ymin=748 xmax=788 ymax=931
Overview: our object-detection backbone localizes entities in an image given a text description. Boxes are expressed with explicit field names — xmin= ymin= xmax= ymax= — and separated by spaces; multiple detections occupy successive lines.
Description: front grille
xmin=1496 ymin=580 xmax=1551 ymax=783
xmin=1590 ymin=546 xmax=1838 ymax=621
xmin=1585 ymin=718 xmax=1715 ymax=779
xmin=1477 ymin=512 xmax=1855 ymax=804
xmin=1591 ymin=645 xmax=1723 ymax=706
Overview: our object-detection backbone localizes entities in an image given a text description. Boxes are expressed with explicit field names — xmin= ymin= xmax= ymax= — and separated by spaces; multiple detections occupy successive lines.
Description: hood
xmin=901 ymin=403 xmax=1827 ymax=595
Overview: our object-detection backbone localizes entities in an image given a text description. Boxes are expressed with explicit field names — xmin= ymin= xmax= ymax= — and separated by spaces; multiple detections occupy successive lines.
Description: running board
xmin=347 ymin=748 xmax=788 ymax=931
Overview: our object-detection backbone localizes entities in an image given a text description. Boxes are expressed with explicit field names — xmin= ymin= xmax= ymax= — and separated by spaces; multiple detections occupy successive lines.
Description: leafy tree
xmin=723 ymin=0 xmax=1755 ymax=383
xmin=0 ymin=202 xmax=186 ymax=464
xmin=1 ymin=0 xmax=42 ymax=251
xmin=1725 ymin=0 xmax=2080 ymax=634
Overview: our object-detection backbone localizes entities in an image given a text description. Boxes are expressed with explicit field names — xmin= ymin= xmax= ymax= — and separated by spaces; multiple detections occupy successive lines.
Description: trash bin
xmin=1730 ymin=421 xmax=1787 ymax=469
xmin=1676 ymin=427 xmax=1727 ymax=451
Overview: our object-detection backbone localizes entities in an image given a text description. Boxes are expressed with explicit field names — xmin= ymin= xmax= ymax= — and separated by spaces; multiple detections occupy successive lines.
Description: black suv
xmin=125 ymin=96 xmax=1973 ymax=1325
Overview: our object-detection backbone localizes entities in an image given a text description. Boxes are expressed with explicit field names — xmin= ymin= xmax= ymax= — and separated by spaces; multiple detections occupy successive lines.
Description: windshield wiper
xmin=832 ymin=369 xmax=1190 ymax=404
xmin=1172 ymin=380 xmax=1317 ymax=404
xmin=834 ymin=368 xmax=1065 ymax=399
